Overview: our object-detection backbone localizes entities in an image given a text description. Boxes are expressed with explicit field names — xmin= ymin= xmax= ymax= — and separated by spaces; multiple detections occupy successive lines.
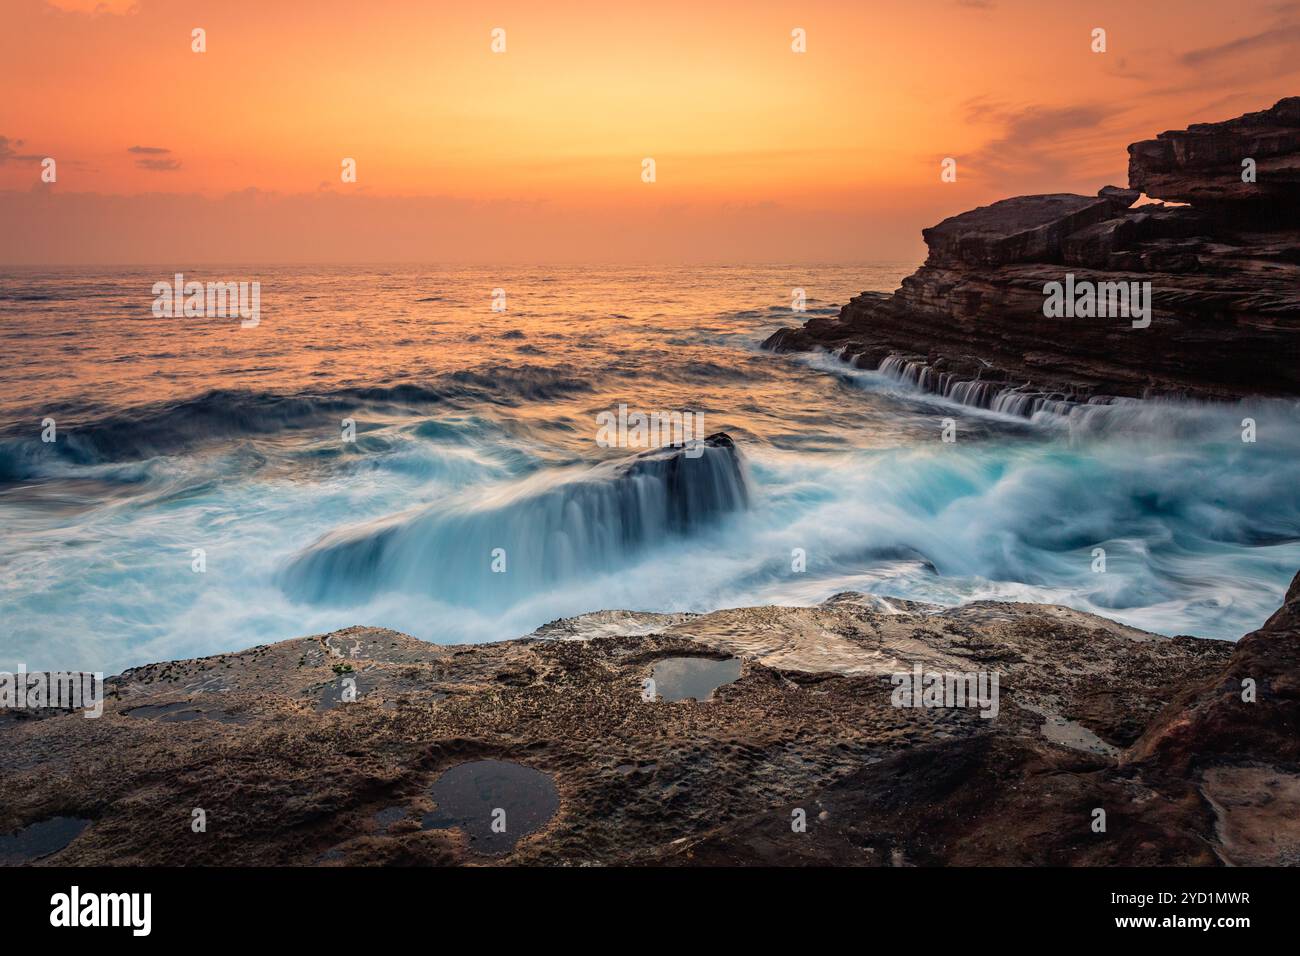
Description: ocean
xmin=2 ymin=264 xmax=1298 ymax=675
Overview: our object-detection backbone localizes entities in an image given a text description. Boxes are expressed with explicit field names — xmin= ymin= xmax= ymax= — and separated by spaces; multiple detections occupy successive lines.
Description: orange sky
xmin=2 ymin=0 xmax=1297 ymax=263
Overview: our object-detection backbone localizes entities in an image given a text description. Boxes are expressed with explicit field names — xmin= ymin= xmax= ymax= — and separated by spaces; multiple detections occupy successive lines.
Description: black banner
xmin=0 ymin=865 xmax=1282 ymax=941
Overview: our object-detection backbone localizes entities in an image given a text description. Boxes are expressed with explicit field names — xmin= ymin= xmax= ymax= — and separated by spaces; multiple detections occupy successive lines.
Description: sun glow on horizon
xmin=1 ymin=0 xmax=1295 ymax=262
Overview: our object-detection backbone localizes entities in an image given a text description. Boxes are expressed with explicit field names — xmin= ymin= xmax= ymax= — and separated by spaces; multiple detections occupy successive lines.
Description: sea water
xmin=1 ymin=264 xmax=1297 ymax=674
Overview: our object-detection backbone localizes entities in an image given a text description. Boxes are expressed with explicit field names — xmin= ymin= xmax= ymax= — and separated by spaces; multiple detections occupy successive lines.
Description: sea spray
xmin=277 ymin=434 xmax=748 ymax=605
xmin=3 ymin=265 xmax=1296 ymax=674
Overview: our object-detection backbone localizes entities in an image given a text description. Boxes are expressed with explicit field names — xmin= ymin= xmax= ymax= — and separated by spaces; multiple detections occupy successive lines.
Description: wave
xmin=873 ymin=352 xmax=1117 ymax=418
xmin=734 ymin=419 xmax=1300 ymax=639
xmin=0 ymin=366 xmax=592 ymax=481
xmin=810 ymin=348 xmax=1300 ymax=438
xmin=277 ymin=433 xmax=749 ymax=606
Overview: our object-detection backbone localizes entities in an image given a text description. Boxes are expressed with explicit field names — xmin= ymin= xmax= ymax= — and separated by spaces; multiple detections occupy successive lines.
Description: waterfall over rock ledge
xmin=277 ymin=433 xmax=748 ymax=606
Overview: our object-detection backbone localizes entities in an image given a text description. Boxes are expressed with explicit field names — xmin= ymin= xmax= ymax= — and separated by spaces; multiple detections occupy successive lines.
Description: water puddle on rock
xmin=650 ymin=656 xmax=741 ymax=701
xmin=0 ymin=816 xmax=90 ymax=865
xmin=1020 ymin=702 xmax=1121 ymax=758
xmin=1040 ymin=714 xmax=1121 ymax=758
xmin=420 ymin=760 xmax=558 ymax=855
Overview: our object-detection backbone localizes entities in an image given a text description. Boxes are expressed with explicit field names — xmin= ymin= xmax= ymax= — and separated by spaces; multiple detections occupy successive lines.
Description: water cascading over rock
xmin=277 ymin=433 xmax=748 ymax=606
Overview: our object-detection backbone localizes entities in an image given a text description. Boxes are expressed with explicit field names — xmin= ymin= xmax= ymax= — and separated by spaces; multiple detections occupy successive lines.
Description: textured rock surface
xmin=765 ymin=98 xmax=1300 ymax=408
xmin=672 ymin=572 xmax=1300 ymax=867
xmin=1129 ymin=96 xmax=1300 ymax=221
xmin=3 ymin=575 xmax=1296 ymax=867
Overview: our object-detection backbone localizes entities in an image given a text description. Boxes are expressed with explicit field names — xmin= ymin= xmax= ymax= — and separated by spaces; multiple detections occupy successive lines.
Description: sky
xmin=1 ymin=0 xmax=1297 ymax=264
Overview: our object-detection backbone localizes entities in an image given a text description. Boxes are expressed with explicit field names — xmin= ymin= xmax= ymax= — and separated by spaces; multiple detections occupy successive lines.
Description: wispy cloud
xmin=136 ymin=157 xmax=182 ymax=172
xmin=0 ymin=136 xmax=43 ymax=165
xmin=1181 ymin=23 xmax=1300 ymax=66
xmin=127 ymin=146 xmax=181 ymax=171
xmin=1143 ymin=3 xmax=1300 ymax=100
xmin=960 ymin=100 xmax=1121 ymax=191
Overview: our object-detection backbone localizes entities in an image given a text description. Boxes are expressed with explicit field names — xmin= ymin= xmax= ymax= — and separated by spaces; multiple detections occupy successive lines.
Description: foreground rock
xmin=764 ymin=97 xmax=1300 ymax=411
xmin=3 ymin=575 xmax=1297 ymax=866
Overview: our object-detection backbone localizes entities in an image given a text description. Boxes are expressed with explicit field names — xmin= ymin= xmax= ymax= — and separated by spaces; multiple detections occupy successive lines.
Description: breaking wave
xmin=874 ymin=353 xmax=1112 ymax=417
xmin=0 ymin=367 xmax=592 ymax=482
xmin=278 ymin=434 xmax=749 ymax=605
xmin=3 ymin=263 xmax=1297 ymax=674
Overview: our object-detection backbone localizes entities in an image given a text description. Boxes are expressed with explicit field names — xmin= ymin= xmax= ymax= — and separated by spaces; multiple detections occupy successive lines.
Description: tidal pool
xmin=420 ymin=759 xmax=558 ymax=855
xmin=650 ymin=656 xmax=742 ymax=701
xmin=0 ymin=816 xmax=90 ymax=865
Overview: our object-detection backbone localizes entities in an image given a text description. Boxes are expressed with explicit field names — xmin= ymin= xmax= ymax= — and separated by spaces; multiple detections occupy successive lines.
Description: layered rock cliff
xmin=764 ymin=97 xmax=1300 ymax=412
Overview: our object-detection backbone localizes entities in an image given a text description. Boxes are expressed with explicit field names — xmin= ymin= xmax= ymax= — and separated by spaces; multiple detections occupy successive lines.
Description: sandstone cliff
xmin=765 ymin=98 xmax=1300 ymax=411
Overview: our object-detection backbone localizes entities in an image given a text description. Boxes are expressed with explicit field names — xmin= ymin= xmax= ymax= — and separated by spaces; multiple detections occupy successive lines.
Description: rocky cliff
xmin=764 ymin=97 xmax=1300 ymax=412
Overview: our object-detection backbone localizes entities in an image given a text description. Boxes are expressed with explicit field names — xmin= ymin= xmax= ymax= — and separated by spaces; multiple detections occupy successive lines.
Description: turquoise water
xmin=1 ymin=265 xmax=1297 ymax=674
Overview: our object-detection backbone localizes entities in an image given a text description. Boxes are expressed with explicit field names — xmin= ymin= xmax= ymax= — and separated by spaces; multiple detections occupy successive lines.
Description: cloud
xmin=986 ymin=104 xmax=1112 ymax=146
xmin=960 ymin=100 xmax=1120 ymax=191
xmin=0 ymin=136 xmax=43 ymax=165
xmin=135 ymin=157 xmax=182 ymax=172
xmin=127 ymin=146 xmax=180 ymax=172
xmin=1142 ymin=3 xmax=1300 ymax=99
xmin=1180 ymin=23 xmax=1300 ymax=66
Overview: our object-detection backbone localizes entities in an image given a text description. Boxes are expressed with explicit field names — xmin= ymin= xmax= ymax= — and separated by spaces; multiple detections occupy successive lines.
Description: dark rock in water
xmin=277 ymin=432 xmax=748 ymax=605
xmin=615 ymin=432 xmax=748 ymax=534
xmin=764 ymin=97 xmax=1300 ymax=407
xmin=0 ymin=816 xmax=90 ymax=865
xmin=4 ymin=574 xmax=1297 ymax=866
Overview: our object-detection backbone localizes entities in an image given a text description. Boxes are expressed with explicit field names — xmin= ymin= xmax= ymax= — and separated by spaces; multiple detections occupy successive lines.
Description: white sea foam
xmin=1 ymin=266 xmax=1296 ymax=673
